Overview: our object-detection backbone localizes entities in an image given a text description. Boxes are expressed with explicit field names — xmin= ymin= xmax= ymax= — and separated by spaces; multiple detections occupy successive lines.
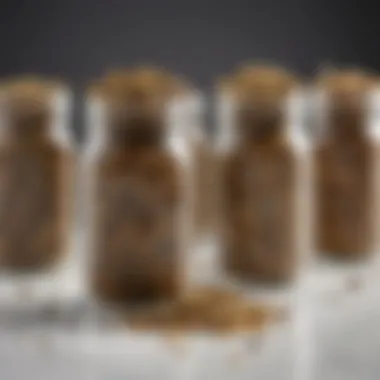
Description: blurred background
xmin=1 ymin=3 xmax=380 ymax=379
xmin=1 ymin=0 xmax=378 ymax=140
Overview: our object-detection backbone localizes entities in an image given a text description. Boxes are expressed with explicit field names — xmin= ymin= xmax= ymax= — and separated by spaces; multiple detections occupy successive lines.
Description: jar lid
xmin=217 ymin=64 xmax=298 ymax=108
xmin=215 ymin=64 xmax=304 ymax=150
xmin=315 ymin=68 xmax=376 ymax=110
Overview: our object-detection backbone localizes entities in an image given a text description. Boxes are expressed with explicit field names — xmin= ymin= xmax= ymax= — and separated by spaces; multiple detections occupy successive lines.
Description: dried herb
xmin=125 ymin=286 xmax=277 ymax=334
xmin=315 ymin=70 xmax=377 ymax=259
xmin=217 ymin=65 xmax=300 ymax=283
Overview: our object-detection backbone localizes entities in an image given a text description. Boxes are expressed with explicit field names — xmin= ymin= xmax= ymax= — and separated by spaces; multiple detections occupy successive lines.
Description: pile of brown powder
xmin=125 ymin=287 xmax=282 ymax=334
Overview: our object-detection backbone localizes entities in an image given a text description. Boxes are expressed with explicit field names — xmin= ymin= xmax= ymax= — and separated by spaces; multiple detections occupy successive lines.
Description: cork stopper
xmin=216 ymin=64 xmax=300 ymax=144
xmin=218 ymin=64 xmax=298 ymax=107
xmin=316 ymin=68 xmax=376 ymax=109
xmin=88 ymin=67 xmax=188 ymax=109
xmin=86 ymin=67 xmax=195 ymax=146
xmin=0 ymin=76 xmax=68 ymax=139
xmin=0 ymin=76 xmax=65 ymax=106
xmin=314 ymin=69 xmax=379 ymax=140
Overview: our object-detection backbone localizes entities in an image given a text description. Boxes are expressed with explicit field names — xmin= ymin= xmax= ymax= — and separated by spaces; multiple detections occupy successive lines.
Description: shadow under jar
xmin=0 ymin=79 xmax=73 ymax=272
xmin=216 ymin=66 xmax=308 ymax=284
xmin=85 ymin=69 xmax=194 ymax=306
xmin=315 ymin=70 xmax=379 ymax=260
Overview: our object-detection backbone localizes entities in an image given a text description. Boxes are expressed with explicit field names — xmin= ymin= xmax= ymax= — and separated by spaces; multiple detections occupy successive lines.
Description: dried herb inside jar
xmin=87 ymin=68 xmax=191 ymax=305
xmin=0 ymin=78 xmax=73 ymax=271
xmin=315 ymin=69 xmax=378 ymax=259
xmin=217 ymin=65 xmax=301 ymax=283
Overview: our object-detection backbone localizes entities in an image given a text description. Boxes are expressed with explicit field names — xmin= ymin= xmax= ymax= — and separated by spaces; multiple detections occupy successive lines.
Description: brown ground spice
xmin=216 ymin=65 xmax=300 ymax=284
xmin=315 ymin=70 xmax=378 ymax=259
xmin=124 ymin=286 xmax=281 ymax=333
xmin=0 ymin=78 xmax=73 ymax=271
xmin=89 ymin=68 xmax=191 ymax=305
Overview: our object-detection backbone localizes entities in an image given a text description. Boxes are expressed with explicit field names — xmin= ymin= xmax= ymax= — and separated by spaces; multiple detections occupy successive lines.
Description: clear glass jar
xmin=0 ymin=79 xmax=74 ymax=270
xmin=313 ymin=70 xmax=379 ymax=260
xmin=0 ymin=77 xmax=75 ymax=307
xmin=214 ymin=66 xmax=311 ymax=285
xmin=83 ymin=69 xmax=198 ymax=307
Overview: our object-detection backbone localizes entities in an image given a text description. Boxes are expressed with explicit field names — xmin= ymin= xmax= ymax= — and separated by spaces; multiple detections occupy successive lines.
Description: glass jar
xmin=214 ymin=66 xmax=310 ymax=284
xmin=313 ymin=70 xmax=379 ymax=260
xmin=83 ymin=69 xmax=197 ymax=306
xmin=0 ymin=78 xmax=75 ymax=314
xmin=0 ymin=78 xmax=74 ymax=273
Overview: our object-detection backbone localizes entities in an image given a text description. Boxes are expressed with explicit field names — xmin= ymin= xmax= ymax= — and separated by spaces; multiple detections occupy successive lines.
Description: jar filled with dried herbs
xmin=0 ymin=77 xmax=74 ymax=272
xmin=84 ymin=68 xmax=198 ymax=306
xmin=313 ymin=69 xmax=380 ymax=260
xmin=215 ymin=65 xmax=310 ymax=284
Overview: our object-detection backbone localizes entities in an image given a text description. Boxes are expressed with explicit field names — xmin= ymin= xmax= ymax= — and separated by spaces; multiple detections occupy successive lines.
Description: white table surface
xmin=0 ymin=236 xmax=378 ymax=380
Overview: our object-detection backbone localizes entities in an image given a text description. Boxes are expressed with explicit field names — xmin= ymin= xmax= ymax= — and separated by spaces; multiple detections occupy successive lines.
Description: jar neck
xmin=106 ymin=116 xmax=166 ymax=149
xmin=328 ymin=109 xmax=367 ymax=142
xmin=237 ymin=120 xmax=286 ymax=146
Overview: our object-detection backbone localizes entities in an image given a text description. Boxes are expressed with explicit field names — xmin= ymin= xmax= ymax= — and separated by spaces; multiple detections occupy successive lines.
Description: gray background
xmin=1 ymin=0 xmax=379 ymax=139
xmin=0 ymin=3 xmax=379 ymax=378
